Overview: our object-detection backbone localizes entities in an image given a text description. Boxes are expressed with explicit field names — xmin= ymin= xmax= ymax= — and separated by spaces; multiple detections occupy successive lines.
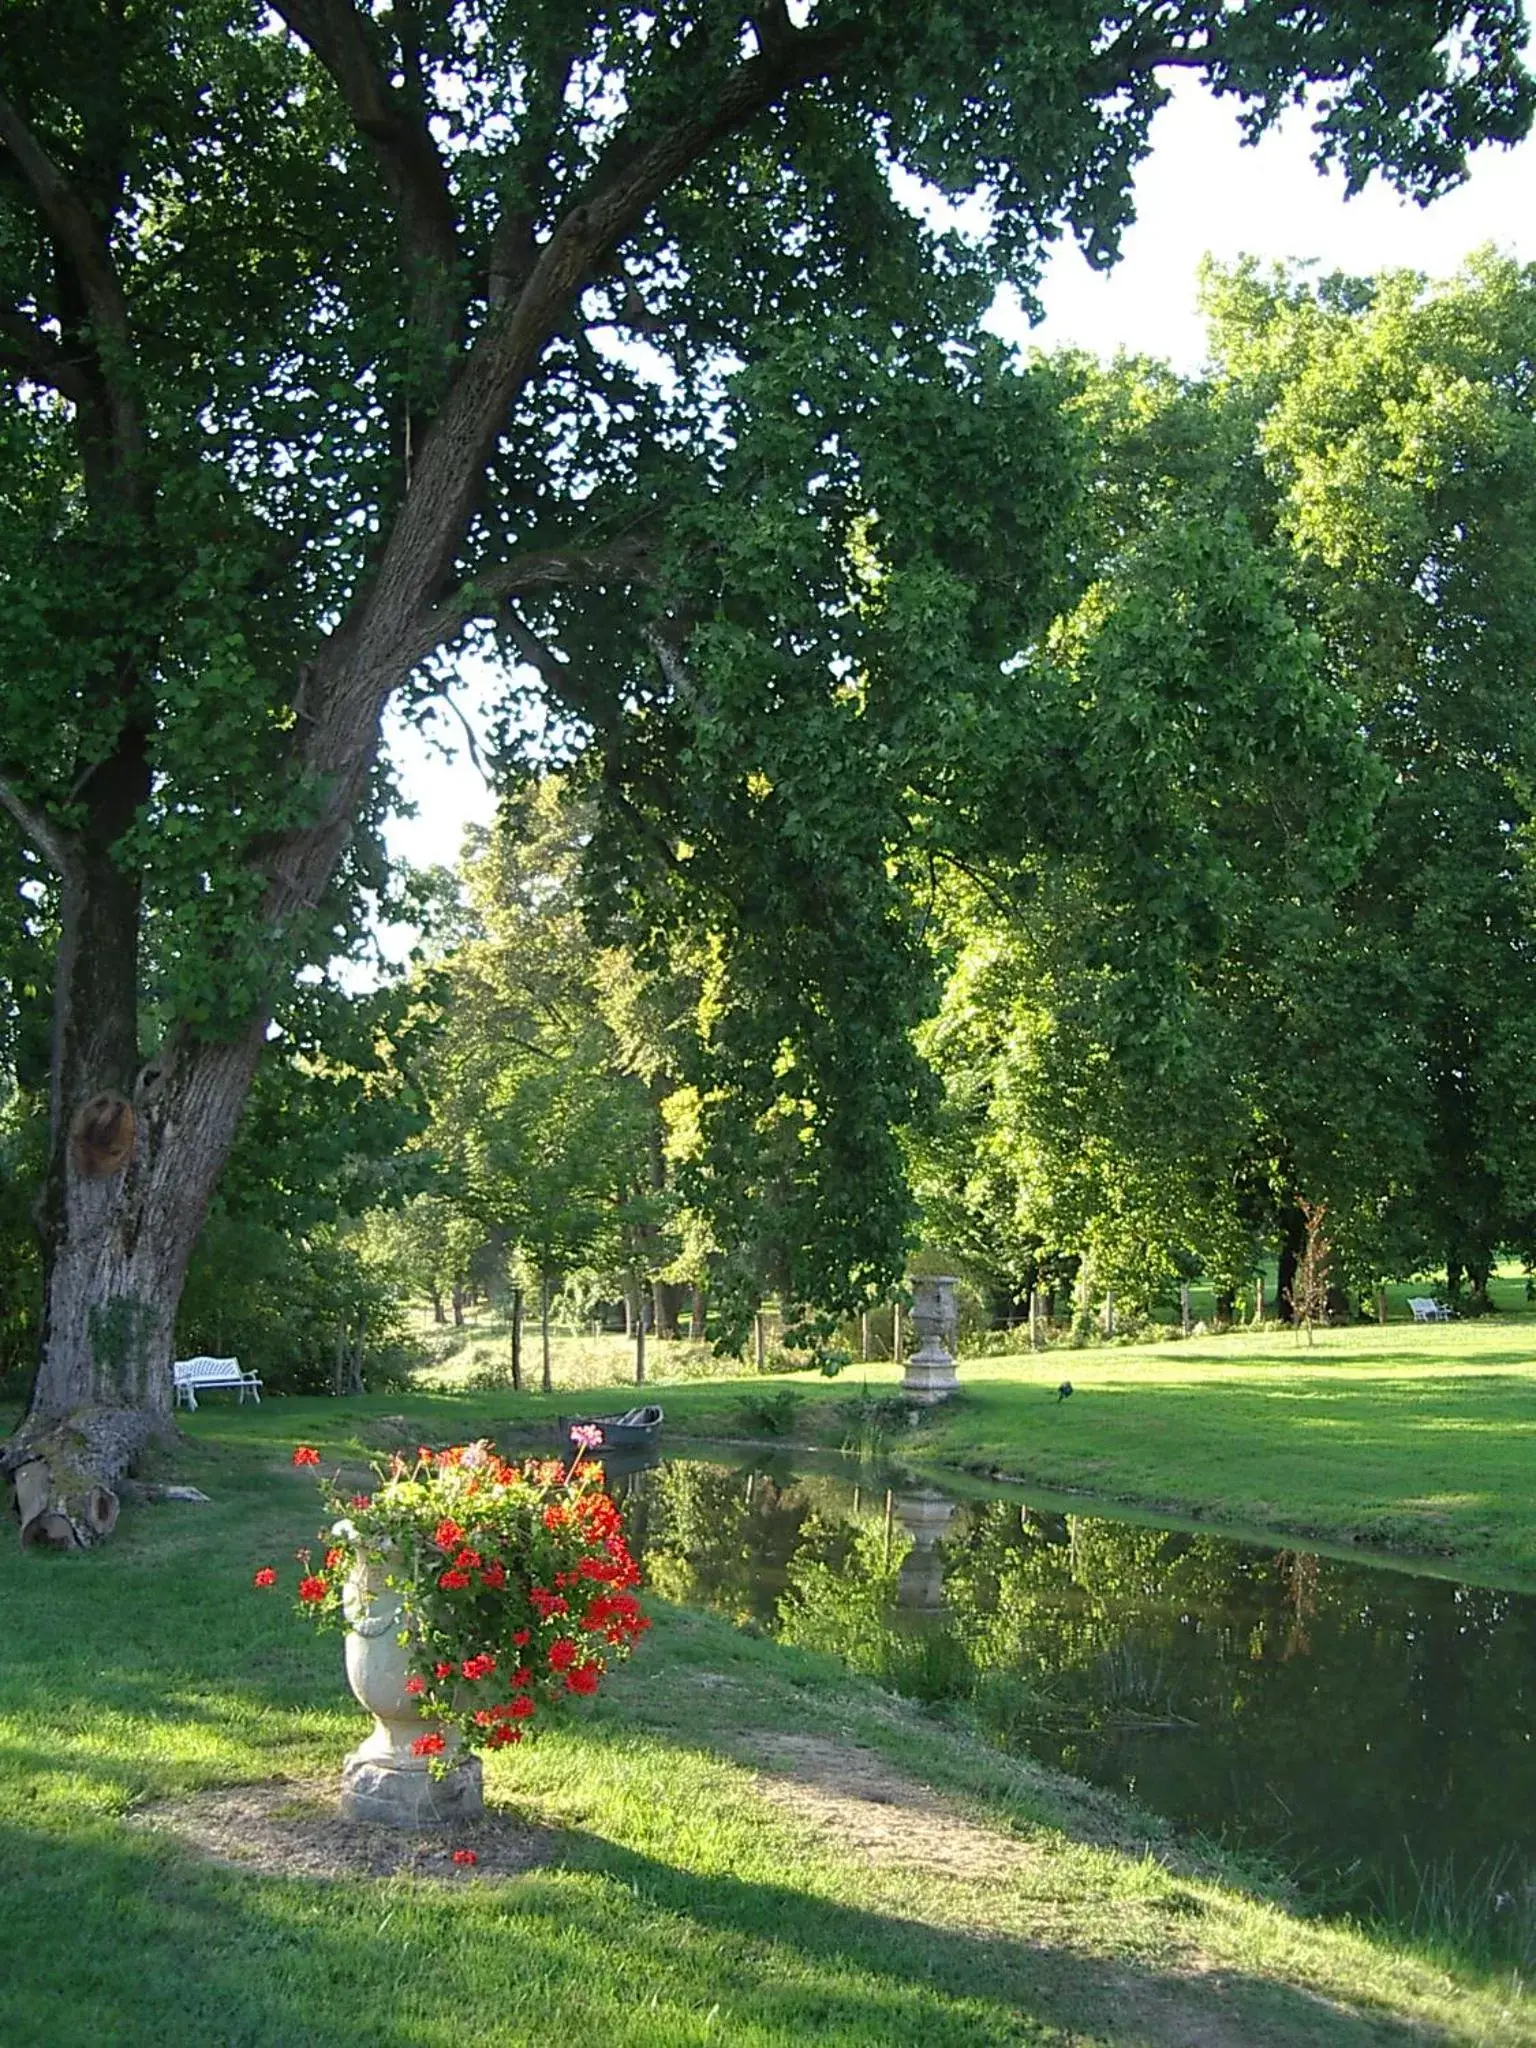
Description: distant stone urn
xmin=902 ymin=1275 xmax=960 ymax=1404
xmin=339 ymin=1557 xmax=483 ymax=1826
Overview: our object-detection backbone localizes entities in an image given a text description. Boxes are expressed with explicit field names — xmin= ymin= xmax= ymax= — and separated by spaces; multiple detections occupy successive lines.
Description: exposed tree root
xmin=2 ymin=1406 xmax=175 ymax=1549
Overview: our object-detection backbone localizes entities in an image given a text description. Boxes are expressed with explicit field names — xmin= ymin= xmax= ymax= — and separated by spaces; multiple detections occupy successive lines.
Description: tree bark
xmin=652 ymin=1277 xmax=684 ymax=1341
xmin=8 ymin=1015 xmax=266 ymax=1547
xmin=509 ymin=1285 xmax=523 ymax=1393
xmin=1277 ymin=1204 xmax=1306 ymax=1323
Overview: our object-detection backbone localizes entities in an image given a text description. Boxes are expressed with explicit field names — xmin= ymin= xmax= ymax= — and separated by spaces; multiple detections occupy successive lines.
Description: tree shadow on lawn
xmin=0 ymin=1813 xmax=1461 ymax=2048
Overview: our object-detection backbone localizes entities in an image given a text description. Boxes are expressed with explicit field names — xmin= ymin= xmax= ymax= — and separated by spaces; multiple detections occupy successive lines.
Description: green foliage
xmin=913 ymin=255 xmax=1536 ymax=1311
xmin=176 ymin=1211 xmax=411 ymax=1396
xmin=733 ymin=1388 xmax=804 ymax=1438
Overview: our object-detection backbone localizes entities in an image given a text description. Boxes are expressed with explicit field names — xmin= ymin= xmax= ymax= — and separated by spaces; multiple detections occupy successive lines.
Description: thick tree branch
xmin=489 ymin=42 xmax=579 ymax=309
xmin=271 ymin=0 xmax=460 ymax=359
xmin=0 ymin=92 xmax=138 ymax=465
xmin=0 ymin=307 xmax=95 ymax=408
xmin=0 ymin=773 xmax=78 ymax=877
xmin=364 ymin=16 xmax=864 ymax=662
xmin=264 ymin=16 xmax=862 ymax=926
xmin=406 ymin=536 xmax=658 ymax=669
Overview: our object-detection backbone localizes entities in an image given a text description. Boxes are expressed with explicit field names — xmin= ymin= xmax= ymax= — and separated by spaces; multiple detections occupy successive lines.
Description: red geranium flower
xmin=438 ymin=1568 xmax=471 ymax=1590
xmin=433 ymin=1518 xmax=464 ymax=1551
xmin=405 ymin=1675 xmax=426 ymax=1696
xmin=565 ymin=1661 xmax=602 ymax=1696
xmin=297 ymin=1574 xmax=327 ymax=1603
xmin=452 ymin=1848 xmax=477 ymax=1866
xmin=480 ymin=1563 xmax=506 ymax=1590
xmin=512 ymin=1628 xmax=529 ymax=1647
xmin=547 ymin=1637 xmax=578 ymax=1671
xmin=291 ymin=1445 xmax=320 ymax=1467
xmin=252 ymin=1567 xmax=277 ymax=1589
xmin=508 ymin=1695 xmax=535 ymax=1720
xmin=412 ymin=1731 xmax=446 ymax=1756
xmin=435 ymin=1661 xmax=454 ymax=1679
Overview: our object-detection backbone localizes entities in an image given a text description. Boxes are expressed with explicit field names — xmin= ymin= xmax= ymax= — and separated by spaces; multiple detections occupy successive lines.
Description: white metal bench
xmin=173 ymin=1355 xmax=263 ymax=1409
xmin=1407 ymin=1297 xmax=1453 ymax=1323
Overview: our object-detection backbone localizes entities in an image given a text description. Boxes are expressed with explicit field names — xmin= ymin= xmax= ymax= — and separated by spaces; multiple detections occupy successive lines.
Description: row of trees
xmin=368 ymin=255 xmax=1536 ymax=1338
xmin=912 ymin=252 xmax=1536 ymax=1319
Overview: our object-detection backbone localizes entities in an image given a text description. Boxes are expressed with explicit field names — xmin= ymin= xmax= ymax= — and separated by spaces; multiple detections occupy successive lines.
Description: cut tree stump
xmin=3 ymin=1406 xmax=172 ymax=1549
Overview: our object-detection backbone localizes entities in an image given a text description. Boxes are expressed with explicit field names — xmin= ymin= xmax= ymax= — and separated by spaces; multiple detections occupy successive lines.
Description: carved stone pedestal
xmin=339 ymin=1559 xmax=484 ymax=1827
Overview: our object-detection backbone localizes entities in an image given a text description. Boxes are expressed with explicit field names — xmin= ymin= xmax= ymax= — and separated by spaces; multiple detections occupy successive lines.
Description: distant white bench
xmin=173 ymin=1355 xmax=263 ymax=1409
xmin=1407 ymin=1297 xmax=1454 ymax=1323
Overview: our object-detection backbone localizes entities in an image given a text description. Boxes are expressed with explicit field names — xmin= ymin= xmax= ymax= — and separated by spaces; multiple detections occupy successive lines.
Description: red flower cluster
xmin=452 ymin=1848 xmax=477 ymax=1867
xmin=291 ymin=1445 xmax=321 ymax=1467
xmin=273 ymin=1438 xmax=649 ymax=1763
xmin=252 ymin=1567 xmax=277 ymax=1589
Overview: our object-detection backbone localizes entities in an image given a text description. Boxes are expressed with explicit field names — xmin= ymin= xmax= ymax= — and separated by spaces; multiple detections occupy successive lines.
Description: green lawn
xmin=4 ymin=1392 xmax=1533 ymax=2044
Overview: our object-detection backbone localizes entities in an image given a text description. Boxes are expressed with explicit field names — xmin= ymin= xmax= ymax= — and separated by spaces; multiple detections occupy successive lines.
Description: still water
xmin=612 ymin=1449 xmax=1536 ymax=1941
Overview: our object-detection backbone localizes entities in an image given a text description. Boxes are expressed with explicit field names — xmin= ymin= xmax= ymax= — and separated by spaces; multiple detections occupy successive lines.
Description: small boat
xmin=561 ymin=1403 xmax=664 ymax=1458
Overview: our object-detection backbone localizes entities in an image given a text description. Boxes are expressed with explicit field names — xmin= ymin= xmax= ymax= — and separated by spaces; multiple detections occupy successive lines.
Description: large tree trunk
xmin=4 ymin=769 xmax=267 ymax=1546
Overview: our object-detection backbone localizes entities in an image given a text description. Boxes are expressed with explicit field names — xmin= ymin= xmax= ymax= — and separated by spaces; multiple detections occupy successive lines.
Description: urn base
xmin=340 ymin=1750 xmax=484 ymax=1827
xmin=901 ymin=1355 xmax=959 ymax=1404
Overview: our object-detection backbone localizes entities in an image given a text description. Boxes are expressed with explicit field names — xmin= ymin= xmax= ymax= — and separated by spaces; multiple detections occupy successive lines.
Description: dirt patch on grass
xmin=126 ymin=1777 xmax=562 ymax=1882
xmin=741 ymin=1734 xmax=1394 ymax=2048
xmin=745 ymin=1730 xmax=1041 ymax=1882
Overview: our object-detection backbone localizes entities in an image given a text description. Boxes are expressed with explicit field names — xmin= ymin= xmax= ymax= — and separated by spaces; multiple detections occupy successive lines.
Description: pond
xmin=610 ymin=1446 xmax=1536 ymax=1961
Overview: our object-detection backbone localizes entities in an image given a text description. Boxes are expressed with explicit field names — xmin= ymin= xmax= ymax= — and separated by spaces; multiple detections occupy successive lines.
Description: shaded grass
xmin=3 ymin=1409 xmax=1531 ymax=2044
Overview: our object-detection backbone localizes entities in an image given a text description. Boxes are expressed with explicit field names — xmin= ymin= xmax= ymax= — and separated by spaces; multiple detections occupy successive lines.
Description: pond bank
xmin=636 ymin=1325 xmax=1536 ymax=1589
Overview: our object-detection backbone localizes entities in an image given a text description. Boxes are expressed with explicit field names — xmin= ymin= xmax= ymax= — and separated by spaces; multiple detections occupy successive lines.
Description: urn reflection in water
xmin=339 ymin=1560 xmax=483 ymax=1826
xmin=893 ymin=1490 xmax=957 ymax=1612
xmin=901 ymin=1275 xmax=959 ymax=1404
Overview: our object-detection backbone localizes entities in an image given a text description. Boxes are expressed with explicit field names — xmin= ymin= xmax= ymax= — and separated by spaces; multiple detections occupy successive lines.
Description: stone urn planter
xmin=339 ymin=1556 xmax=483 ymax=1826
xmin=901 ymin=1275 xmax=960 ymax=1404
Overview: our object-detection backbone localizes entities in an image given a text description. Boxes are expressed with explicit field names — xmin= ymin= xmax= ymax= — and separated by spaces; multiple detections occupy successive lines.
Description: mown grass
xmin=408 ymin=1312 xmax=743 ymax=1394
xmin=4 ymin=1398 xmax=1533 ymax=2045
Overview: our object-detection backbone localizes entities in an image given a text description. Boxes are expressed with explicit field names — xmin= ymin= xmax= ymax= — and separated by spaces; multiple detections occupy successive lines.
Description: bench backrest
xmin=174 ymin=1356 xmax=245 ymax=1382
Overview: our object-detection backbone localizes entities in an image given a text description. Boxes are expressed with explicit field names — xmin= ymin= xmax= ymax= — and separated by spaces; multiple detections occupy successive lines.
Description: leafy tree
xmin=1 ymin=1 xmax=1529 ymax=1539
xmin=919 ymin=256 xmax=1536 ymax=1313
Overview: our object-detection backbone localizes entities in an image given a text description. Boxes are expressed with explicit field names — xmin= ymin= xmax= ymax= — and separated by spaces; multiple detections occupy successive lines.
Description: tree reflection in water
xmin=621 ymin=1453 xmax=1536 ymax=1965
